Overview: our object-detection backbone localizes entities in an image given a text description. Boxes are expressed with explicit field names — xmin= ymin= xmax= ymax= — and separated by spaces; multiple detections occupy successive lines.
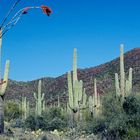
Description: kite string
xmin=0 ymin=0 xmax=22 ymax=29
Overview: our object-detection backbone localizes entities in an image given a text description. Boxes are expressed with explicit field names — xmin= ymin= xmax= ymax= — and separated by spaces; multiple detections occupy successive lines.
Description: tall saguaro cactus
xmin=115 ymin=44 xmax=133 ymax=99
xmin=67 ymin=48 xmax=87 ymax=121
xmin=22 ymin=97 xmax=29 ymax=120
xmin=0 ymin=31 xmax=10 ymax=133
xmin=88 ymin=78 xmax=101 ymax=117
xmin=34 ymin=80 xmax=45 ymax=116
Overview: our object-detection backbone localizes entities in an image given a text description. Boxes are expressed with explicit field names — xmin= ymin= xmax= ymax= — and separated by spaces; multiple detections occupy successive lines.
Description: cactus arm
xmin=125 ymin=79 xmax=130 ymax=95
xmin=38 ymin=80 xmax=42 ymax=95
xmin=0 ymin=60 xmax=10 ymax=95
xmin=88 ymin=96 xmax=93 ymax=113
xmin=94 ymin=78 xmax=98 ymax=107
xmin=115 ymin=73 xmax=121 ymax=96
xmin=78 ymin=80 xmax=83 ymax=102
xmin=33 ymin=92 xmax=37 ymax=100
xmin=22 ymin=97 xmax=29 ymax=120
xmin=57 ymin=95 xmax=60 ymax=108
xmin=68 ymin=71 xmax=74 ymax=109
xmin=42 ymin=100 xmax=45 ymax=111
xmin=128 ymin=68 xmax=132 ymax=93
xmin=82 ymin=88 xmax=87 ymax=107
xmin=27 ymin=101 xmax=29 ymax=117
xmin=73 ymin=80 xmax=80 ymax=108
xmin=41 ymin=93 xmax=45 ymax=101
xmin=97 ymin=93 xmax=101 ymax=107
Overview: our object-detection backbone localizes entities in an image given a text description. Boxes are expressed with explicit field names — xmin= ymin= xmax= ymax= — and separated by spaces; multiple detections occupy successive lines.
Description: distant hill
xmin=5 ymin=48 xmax=140 ymax=105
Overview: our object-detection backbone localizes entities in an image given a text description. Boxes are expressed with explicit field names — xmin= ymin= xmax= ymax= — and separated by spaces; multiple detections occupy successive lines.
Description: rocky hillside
xmin=5 ymin=48 xmax=140 ymax=104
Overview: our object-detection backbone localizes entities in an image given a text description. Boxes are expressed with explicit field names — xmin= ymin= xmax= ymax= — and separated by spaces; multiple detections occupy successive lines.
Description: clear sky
xmin=0 ymin=0 xmax=140 ymax=81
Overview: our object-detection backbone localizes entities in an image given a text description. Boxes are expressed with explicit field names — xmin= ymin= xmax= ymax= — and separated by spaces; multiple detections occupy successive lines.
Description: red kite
xmin=41 ymin=5 xmax=52 ymax=16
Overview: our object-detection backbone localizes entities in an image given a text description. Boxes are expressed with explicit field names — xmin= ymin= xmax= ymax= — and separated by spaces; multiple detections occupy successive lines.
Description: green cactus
xmin=0 ymin=60 xmax=10 ymax=96
xmin=67 ymin=48 xmax=87 ymax=121
xmin=88 ymin=78 xmax=101 ymax=117
xmin=115 ymin=44 xmax=133 ymax=99
xmin=22 ymin=97 xmax=29 ymax=120
xmin=0 ymin=30 xmax=10 ymax=133
xmin=34 ymin=80 xmax=45 ymax=116
xmin=42 ymin=100 xmax=45 ymax=111
xmin=57 ymin=95 xmax=60 ymax=108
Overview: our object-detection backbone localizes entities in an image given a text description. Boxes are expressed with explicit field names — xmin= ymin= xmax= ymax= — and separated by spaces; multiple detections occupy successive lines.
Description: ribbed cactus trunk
xmin=68 ymin=48 xmax=87 ymax=123
xmin=0 ymin=31 xmax=10 ymax=133
xmin=115 ymin=45 xmax=133 ymax=100
xmin=88 ymin=78 xmax=101 ymax=118
xmin=57 ymin=95 xmax=60 ymax=108
xmin=0 ymin=96 xmax=4 ymax=133
xmin=94 ymin=78 xmax=98 ymax=117
xmin=120 ymin=44 xmax=125 ymax=98
xmin=73 ymin=48 xmax=79 ymax=121
xmin=22 ymin=97 xmax=29 ymax=120
xmin=34 ymin=80 xmax=44 ymax=116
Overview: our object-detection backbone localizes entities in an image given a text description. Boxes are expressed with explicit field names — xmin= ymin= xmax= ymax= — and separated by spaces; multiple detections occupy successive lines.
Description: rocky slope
xmin=5 ymin=48 xmax=140 ymax=104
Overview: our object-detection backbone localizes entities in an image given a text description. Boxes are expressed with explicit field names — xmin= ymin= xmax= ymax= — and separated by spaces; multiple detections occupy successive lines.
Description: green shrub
xmin=93 ymin=92 xmax=140 ymax=139
xmin=42 ymin=107 xmax=67 ymax=131
xmin=4 ymin=100 xmax=22 ymax=122
xmin=43 ymin=107 xmax=65 ymax=120
xmin=46 ymin=117 xmax=67 ymax=131
xmin=124 ymin=127 xmax=140 ymax=140
xmin=24 ymin=107 xmax=67 ymax=131
xmin=123 ymin=95 xmax=140 ymax=115
xmin=10 ymin=118 xmax=23 ymax=128
xmin=24 ymin=115 xmax=36 ymax=131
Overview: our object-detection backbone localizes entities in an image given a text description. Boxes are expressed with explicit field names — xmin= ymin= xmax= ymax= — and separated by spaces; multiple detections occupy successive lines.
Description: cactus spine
xmin=0 ymin=30 xmax=10 ymax=133
xmin=67 ymin=48 xmax=87 ymax=121
xmin=22 ymin=97 xmax=29 ymax=120
xmin=34 ymin=80 xmax=45 ymax=116
xmin=115 ymin=44 xmax=133 ymax=99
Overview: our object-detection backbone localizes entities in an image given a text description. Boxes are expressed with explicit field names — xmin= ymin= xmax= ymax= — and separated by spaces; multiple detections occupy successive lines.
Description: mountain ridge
xmin=5 ymin=48 xmax=140 ymax=104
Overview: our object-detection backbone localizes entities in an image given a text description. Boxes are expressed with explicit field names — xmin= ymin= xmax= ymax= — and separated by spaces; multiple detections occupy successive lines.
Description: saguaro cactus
xmin=42 ymin=100 xmax=46 ymax=111
xmin=57 ymin=95 xmax=60 ymax=108
xmin=88 ymin=78 xmax=101 ymax=117
xmin=0 ymin=30 xmax=10 ymax=133
xmin=67 ymin=48 xmax=87 ymax=121
xmin=22 ymin=97 xmax=29 ymax=120
xmin=115 ymin=44 xmax=133 ymax=99
xmin=34 ymin=80 xmax=45 ymax=116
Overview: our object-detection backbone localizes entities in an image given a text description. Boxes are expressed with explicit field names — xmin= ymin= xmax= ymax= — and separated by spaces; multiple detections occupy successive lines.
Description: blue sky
xmin=0 ymin=0 xmax=140 ymax=81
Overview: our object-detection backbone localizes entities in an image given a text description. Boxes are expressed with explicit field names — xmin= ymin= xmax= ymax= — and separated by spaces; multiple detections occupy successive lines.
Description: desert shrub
xmin=35 ymin=116 xmax=47 ymax=130
xmin=4 ymin=100 xmax=22 ymax=122
xmin=42 ymin=107 xmax=67 ymax=131
xmin=10 ymin=118 xmax=23 ymax=128
xmin=46 ymin=117 xmax=67 ymax=131
xmin=43 ymin=107 xmax=65 ymax=120
xmin=24 ymin=115 xmax=47 ymax=131
xmin=123 ymin=95 xmax=140 ymax=115
xmin=24 ymin=115 xmax=36 ymax=131
xmin=124 ymin=127 xmax=140 ymax=140
xmin=24 ymin=107 xmax=67 ymax=131
xmin=92 ymin=92 xmax=140 ymax=139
